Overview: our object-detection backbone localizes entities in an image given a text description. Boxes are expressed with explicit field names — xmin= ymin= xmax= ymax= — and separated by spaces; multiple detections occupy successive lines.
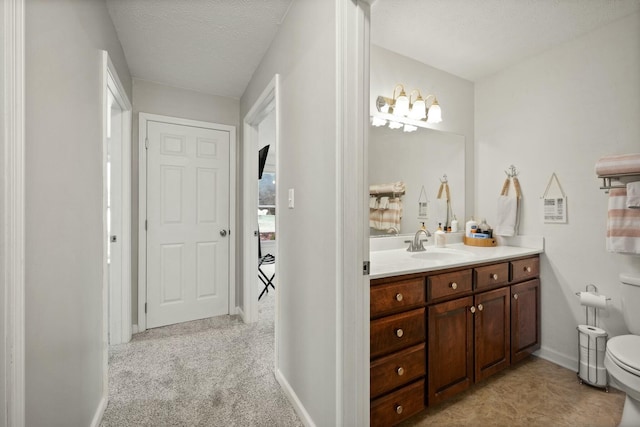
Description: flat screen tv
xmin=258 ymin=145 xmax=270 ymax=179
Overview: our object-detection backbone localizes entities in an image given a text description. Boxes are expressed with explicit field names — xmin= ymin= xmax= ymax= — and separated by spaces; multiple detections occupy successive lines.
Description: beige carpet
xmin=101 ymin=290 xmax=302 ymax=427
xmin=400 ymin=356 xmax=625 ymax=426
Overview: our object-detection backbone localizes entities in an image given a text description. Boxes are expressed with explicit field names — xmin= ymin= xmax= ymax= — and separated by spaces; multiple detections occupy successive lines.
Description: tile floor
xmin=400 ymin=356 xmax=625 ymax=426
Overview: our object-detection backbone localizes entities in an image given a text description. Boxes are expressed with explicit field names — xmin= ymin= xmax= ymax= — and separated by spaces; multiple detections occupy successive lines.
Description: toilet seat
xmin=607 ymin=335 xmax=640 ymax=377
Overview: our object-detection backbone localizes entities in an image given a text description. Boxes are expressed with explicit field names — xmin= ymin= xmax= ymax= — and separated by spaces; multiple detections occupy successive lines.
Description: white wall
xmin=0 ymin=1 xmax=6 ymax=424
xmin=475 ymin=12 xmax=640 ymax=369
xmin=371 ymin=45 xmax=475 ymax=220
xmin=24 ymin=0 xmax=131 ymax=425
xmin=240 ymin=0 xmax=340 ymax=424
xmin=131 ymin=78 xmax=239 ymax=322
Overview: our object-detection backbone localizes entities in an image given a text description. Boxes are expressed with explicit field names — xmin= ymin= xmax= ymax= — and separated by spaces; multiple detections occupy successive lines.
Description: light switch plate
xmin=288 ymin=188 xmax=295 ymax=208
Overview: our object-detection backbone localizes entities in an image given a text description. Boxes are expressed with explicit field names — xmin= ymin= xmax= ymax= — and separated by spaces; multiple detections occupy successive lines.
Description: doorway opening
xmin=242 ymin=74 xmax=279 ymax=332
xmin=102 ymin=51 xmax=132 ymax=348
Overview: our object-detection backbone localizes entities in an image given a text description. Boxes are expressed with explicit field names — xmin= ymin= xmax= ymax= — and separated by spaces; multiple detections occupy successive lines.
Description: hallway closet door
xmin=146 ymin=119 xmax=231 ymax=328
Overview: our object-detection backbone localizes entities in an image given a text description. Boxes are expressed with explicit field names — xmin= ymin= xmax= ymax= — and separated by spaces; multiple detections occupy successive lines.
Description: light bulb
xmin=388 ymin=121 xmax=403 ymax=130
xmin=394 ymin=94 xmax=409 ymax=116
xmin=403 ymin=124 xmax=418 ymax=132
xmin=409 ymin=99 xmax=426 ymax=120
xmin=371 ymin=116 xmax=387 ymax=127
xmin=427 ymin=99 xmax=442 ymax=124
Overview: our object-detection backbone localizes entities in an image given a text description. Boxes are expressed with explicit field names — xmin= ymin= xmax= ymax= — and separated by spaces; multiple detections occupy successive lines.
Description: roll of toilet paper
xmin=579 ymin=292 xmax=608 ymax=309
xmin=578 ymin=362 xmax=607 ymax=387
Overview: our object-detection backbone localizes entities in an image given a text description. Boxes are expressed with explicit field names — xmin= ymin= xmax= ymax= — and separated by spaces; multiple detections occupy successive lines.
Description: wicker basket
xmin=463 ymin=236 xmax=497 ymax=247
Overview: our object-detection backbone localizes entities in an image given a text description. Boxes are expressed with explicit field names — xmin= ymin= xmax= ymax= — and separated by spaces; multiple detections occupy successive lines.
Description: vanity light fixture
xmin=374 ymin=84 xmax=443 ymax=131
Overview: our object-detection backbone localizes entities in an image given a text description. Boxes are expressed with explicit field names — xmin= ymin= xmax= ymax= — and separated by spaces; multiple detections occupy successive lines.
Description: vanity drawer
xmin=370 ymin=343 xmax=426 ymax=399
xmin=370 ymin=380 xmax=424 ymax=427
xmin=475 ymin=263 xmax=509 ymax=290
xmin=371 ymin=278 xmax=425 ymax=318
xmin=428 ymin=270 xmax=472 ymax=301
xmin=371 ymin=308 xmax=425 ymax=359
xmin=511 ymin=257 xmax=539 ymax=282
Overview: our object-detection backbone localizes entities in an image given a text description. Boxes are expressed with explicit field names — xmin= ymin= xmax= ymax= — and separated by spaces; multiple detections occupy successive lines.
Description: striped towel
xmin=369 ymin=197 xmax=403 ymax=231
xmin=595 ymin=153 xmax=640 ymax=176
xmin=369 ymin=181 xmax=406 ymax=195
xmin=607 ymin=188 xmax=640 ymax=254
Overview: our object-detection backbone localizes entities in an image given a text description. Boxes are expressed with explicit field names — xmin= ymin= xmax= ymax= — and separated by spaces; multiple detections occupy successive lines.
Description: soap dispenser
xmin=435 ymin=223 xmax=446 ymax=248
xmin=451 ymin=215 xmax=459 ymax=233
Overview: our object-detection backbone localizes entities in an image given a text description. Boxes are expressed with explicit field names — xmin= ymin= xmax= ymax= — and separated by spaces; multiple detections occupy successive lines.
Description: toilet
xmin=605 ymin=274 xmax=640 ymax=427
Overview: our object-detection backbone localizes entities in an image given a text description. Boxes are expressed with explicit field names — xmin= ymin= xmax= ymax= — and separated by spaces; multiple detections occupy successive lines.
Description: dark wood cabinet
xmin=511 ymin=278 xmax=541 ymax=363
xmin=370 ymin=254 xmax=540 ymax=426
xmin=475 ymin=286 xmax=511 ymax=381
xmin=427 ymin=296 xmax=473 ymax=405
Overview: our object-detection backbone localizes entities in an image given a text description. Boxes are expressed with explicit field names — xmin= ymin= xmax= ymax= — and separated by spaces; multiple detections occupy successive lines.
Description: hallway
xmin=101 ymin=288 xmax=300 ymax=427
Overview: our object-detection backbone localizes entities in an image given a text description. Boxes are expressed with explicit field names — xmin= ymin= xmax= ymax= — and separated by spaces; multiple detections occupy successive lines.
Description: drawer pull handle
xmin=525 ymin=266 xmax=532 ymax=273
xmin=491 ymin=273 xmax=498 ymax=280
xmin=396 ymin=366 xmax=405 ymax=376
xmin=395 ymin=293 xmax=403 ymax=302
xmin=513 ymin=293 xmax=519 ymax=300
xmin=449 ymin=282 xmax=458 ymax=290
xmin=395 ymin=404 xmax=403 ymax=414
xmin=470 ymin=306 xmax=476 ymax=314
xmin=395 ymin=328 xmax=404 ymax=338
xmin=478 ymin=303 xmax=484 ymax=311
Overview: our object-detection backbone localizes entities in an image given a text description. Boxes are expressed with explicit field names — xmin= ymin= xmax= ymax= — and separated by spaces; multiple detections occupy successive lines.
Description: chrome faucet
xmin=406 ymin=229 xmax=432 ymax=252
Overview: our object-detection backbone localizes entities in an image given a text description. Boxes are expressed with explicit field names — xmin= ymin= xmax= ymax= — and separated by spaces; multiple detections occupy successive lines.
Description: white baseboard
xmin=132 ymin=324 xmax=139 ymax=334
xmin=90 ymin=395 xmax=108 ymax=427
xmin=236 ymin=306 xmax=246 ymax=322
xmin=535 ymin=346 xmax=578 ymax=372
xmin=275 ymin=368 xmax=315 ymax=427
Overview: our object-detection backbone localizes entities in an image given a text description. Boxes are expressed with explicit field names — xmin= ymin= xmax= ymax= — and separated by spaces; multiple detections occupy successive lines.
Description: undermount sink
xmin=410 ymin=248 xmax=476 ymax=262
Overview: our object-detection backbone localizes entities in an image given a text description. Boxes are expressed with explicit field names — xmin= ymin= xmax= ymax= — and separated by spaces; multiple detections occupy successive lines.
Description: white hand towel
xmin=495 ymin=195 xmax=518 ymax=236
xmin=627 ymin=182 xmax=640 ymax=209
xmin=369 ymin=196 xmax=378 ymax=209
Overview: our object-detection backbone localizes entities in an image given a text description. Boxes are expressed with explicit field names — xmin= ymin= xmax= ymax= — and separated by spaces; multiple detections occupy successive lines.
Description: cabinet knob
xmin=449 ymin=282 xmax=458 ymax=290
xmin=396 ymin=366 xmax=405 ymax=376
xmin=395 ymin=405 xmax=403 ymax=414
xmin=395 ymin=293 xmax=403 ymax=302
xmin=470 ymin=306 xmax=476 ymax=313
xmin=395 ymin=328 xmax=404 ymax=338
xmin=513 ymin=293 xmax=519 ymax=300
xmin=525 ymin=266 xmax=532 ymax=273
xmin=491 ymin=273 xmax=498 ymax=280
xmin=477 ymin=303 xmax=484 ymax=311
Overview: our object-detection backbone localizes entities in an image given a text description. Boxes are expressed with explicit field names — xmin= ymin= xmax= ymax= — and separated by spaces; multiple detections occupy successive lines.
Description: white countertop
xmin=370 ymin=236 xmax=544 ymax=280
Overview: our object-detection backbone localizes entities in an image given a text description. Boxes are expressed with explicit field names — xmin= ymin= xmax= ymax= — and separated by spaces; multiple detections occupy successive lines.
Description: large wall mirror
xmin=369 ymin=125 xmax=465 ymax=236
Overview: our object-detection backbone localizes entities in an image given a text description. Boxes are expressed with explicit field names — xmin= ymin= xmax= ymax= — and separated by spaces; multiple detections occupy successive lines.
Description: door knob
xmin=220 ymin=230 xmax=228 ymax=237
xmin=478 ymin=304 xmax=484 ymax=311
xmin=513 ymin=293 xmax=519 ymax=300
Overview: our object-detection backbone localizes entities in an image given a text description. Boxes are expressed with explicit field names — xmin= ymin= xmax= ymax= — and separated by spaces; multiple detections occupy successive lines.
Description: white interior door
xmin=146 ymin=120 xmax=230 ymax=328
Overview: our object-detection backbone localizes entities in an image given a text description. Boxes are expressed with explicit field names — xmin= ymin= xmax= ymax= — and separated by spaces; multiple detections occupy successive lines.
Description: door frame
xmin=241 ymin=74 xmax=279 ymax=325
xmin=3 ymin=0 xmax=25 ymax=425
xmin=102 ymin=51 xmax=132 ymax=351
xmin=137 ymin=113 xmax=237 ymax=332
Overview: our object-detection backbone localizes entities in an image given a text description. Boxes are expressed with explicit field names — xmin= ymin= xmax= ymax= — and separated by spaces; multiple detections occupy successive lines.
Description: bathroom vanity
xmin=369 ymin=244 xmax=542 ymax=426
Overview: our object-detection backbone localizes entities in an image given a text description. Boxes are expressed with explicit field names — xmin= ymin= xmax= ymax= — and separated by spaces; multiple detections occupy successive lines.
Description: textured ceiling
xmin=106 ymin=0 xmax=293 ymax=99
xmin=372 ymin=0 xmax=640 ymax=82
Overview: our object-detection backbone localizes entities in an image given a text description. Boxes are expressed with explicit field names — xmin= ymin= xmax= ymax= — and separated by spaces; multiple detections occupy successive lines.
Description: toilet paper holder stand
xmin=575 ymin=284 xmax=610 ymax=391
xmin=575 ymin=284 xmax=611 ymax=327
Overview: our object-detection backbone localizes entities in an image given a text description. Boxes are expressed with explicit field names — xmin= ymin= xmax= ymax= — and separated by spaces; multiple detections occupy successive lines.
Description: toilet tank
xmin=621 ymin=274 xmax=640 ymax=335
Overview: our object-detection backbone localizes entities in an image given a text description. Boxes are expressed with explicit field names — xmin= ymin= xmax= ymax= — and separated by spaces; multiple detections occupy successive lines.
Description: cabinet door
xmin=475 ymin=287 xmax=510 ymax=382
xmin=428 ymin=296 xmax=473 ymax=405
xmin=511 ymin=279 xmax=541 ymax=363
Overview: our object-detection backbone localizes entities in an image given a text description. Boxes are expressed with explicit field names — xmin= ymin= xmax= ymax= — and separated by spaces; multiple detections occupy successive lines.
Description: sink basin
xmin=410 ymin=248 xmax=475 ymax=262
